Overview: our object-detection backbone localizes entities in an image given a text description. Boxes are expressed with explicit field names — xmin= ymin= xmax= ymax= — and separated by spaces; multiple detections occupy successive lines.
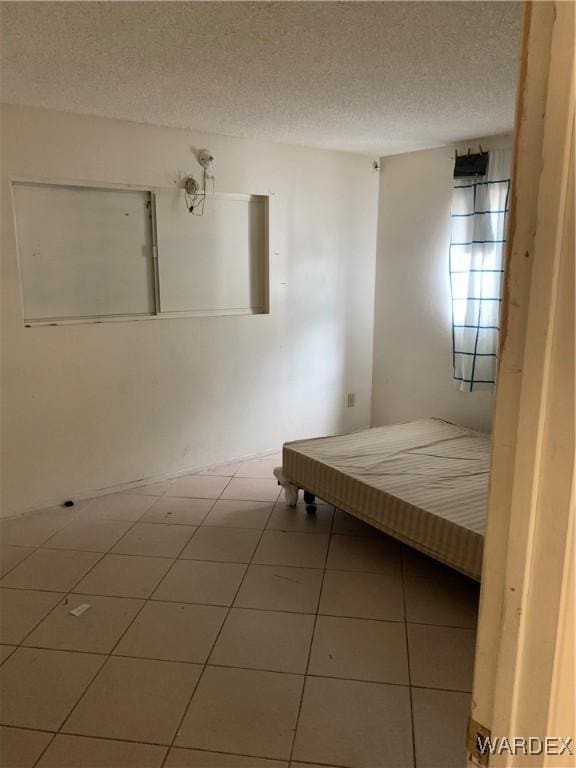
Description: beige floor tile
xmin=408 ymin=624 xmax=476 ymax=692
xmin=203 ymin=500 xmax=274 ymax=529
xmin=74 ymin=554 xmax=172 ymax=599
xmin=153 ymin=560 xmax=246 ymax=606
xmin=0 ymin=588 xmax=63 ymax=644
xmin=166 ymin=748 xmax=287 ymax=767
xmin=210 ymin=608 xmax=315 ymax=674
xmin=326 ymin=533 xmax=401 ymax=573
xmin=44 ymin=519 xmax=132 ymax=552
xmin=403 ymin=549 xmax=479 ymax=628
xmin=221 ymin=478 xmax=281 ymax=503
xmin=131 ymin=480 xmax=174 ymax=496
xmin=81 ymin=493 xmax=156 ymax=521
xmin=253 ymin=532 xmax=329 ymax=569
xmin=412 ymin=688 xmax=471 ymax=768
xmin=267 ymin=504 xmax=334 ymax=534
xmin=234 ymin=458 xmax=280 ymax=479
xmin=165 ymin=475 xmax=230 ymax=499
xmin=309 ymin=615 xmax=409 ymax=684
xmin=23 ymin=594 xmax=144 ymax=654
xmin=0 ymin=508 xmax=77 ymax=547
xmin=114 ymin=601 xmax=226 ymax=663
xmin=292 ymin=676 xmax=413 ymax=768
xmin=291 ymin=764 xmax=340 ymax=768
xmin=319 ymin=568 xmax=405 ymax=621
xmin=36 ymin=734 xmax=167 ymax=767
xmin=332 ymin=509 xmax=383 ymax=537
xmin=0 ymin=546 xmax=35 ymax=577
xmin=0 ymin=648 xmax=104 ymax=730
xmin=234 ymin=565 xmax=322 ymax=613
xmin=180 ymin=527 xmax=260 ymax=563
xmin=175 ymin=666 xmax=303 ymax=760
xmin=198 ymin=462 xmax=243 ymax=477
xmin=112 ymin=523 xmax=196 ymax=558
xmin=141 ymin=497 xmax=214 ymax=526
xmin=0 ymin=549 xmax=100 ymax=593
xmin=0 ymin=726 xmax=53 ymax=768
xmin=64 ymin=656 xmax=201 ymax=745
xmin=0 ymin=646 xmax=16 ymax=665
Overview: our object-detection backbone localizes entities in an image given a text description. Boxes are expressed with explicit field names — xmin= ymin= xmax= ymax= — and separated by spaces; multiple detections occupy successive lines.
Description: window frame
xmin=10 ymin=176 xmax=271 ymax=327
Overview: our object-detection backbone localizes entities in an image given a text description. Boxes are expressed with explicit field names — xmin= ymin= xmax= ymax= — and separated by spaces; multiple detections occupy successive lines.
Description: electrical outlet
xmin=347 ymin=393 xmax=356 ymax=408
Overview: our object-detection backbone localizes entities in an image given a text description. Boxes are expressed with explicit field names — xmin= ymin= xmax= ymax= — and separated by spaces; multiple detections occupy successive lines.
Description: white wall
xmin=0 ymin=105 xmax=379 ymax=517
xmin=371 ymin=138 xmax=511 ymax=433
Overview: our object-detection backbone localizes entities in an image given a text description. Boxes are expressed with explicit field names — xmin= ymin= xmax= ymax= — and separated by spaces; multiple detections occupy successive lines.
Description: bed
xmin=278 ymin=418 xmax=489 ymax=581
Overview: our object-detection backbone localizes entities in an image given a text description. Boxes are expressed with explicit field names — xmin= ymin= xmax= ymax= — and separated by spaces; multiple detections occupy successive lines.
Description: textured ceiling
xmin=0 ymin=1 xmax=522 ymax=156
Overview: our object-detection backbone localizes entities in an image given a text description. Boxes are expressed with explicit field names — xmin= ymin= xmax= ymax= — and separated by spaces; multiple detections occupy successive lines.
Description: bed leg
xmin=303 ymin=490 xmax=317 ymax=514
xmin=273 ymin=467 xmax=299 ymax=506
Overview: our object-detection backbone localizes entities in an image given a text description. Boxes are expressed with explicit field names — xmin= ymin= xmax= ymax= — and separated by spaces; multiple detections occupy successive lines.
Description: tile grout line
xmin=24 ymin=483 xmax=215 ymax=767
xmin=14 ymin=522 xmax=144 ymax=648
xmin=1 ymin=557 xmax=480 ymax=580
xmin=158 ymin=481 xmax=283 ymax=768
xmin=0 ymin=722 xmax=357 ymax=768
xmin=0 ymin=504 xmax=95 ymax=580
xmin=3 ymin=517 xmax=476 ymax=662
xmin=0 ymin=491 xmax=161 ymax=584
xmin=33 ymin=475 xmax=239 ymax=766
xmin=2 ymin=635 xmax=476 ymax=694
xmin=287 ymin=503 xmax=336 ymax=765
xmin=1 ymin=583 xmax=476 ymax=649
xmin=0 ymin=476 xmax=233 ymax=566
xmin=21 ymin=485 xmax=231 ymax=760
xmin=3 ymin=521 xmax=476 ymax=658
xmin=400 ymin=545 xmax=418 ymax=768
xmin=0 ymin=454 xmax=280 ymax=524
xmin=27 ymin=495 xmax=173 ymax=768
xmin=7 ymin=726 xmax=352 ymax=768
xmin=1 ymin=479 xmax=477 ymax=766
xmin=1 ymin=485 xmax=279 ymax=583
xmin=3 ymin=521 xmax=482 ymax=579
xmin=0 ymin=511 xmax=117 ymax=671
xmin=0 ymin=471 xmax=272 ymax=764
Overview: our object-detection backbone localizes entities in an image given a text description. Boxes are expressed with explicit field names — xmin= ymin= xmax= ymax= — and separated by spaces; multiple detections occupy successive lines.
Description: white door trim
xmin=469 ymin=1 xmax=575 ymax=765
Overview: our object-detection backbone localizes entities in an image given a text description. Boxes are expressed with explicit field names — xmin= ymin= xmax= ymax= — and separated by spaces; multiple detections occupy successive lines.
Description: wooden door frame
xmin=469 ymin=1 xmax=575 ymax=765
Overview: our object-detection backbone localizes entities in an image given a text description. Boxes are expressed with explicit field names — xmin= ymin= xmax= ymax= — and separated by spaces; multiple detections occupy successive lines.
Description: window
xmin=449 ymin=149 xmax=511 ymax=391
xmin=13 ymin=183 xmax=155 ymax=322
xmin=155 ymin=191 xmax=268 ymax=315
xmin=12 ymin=181 xmax=269 ymax=324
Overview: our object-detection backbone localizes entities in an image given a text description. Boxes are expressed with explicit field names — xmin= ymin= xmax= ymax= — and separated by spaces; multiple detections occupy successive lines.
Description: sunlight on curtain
xmin=449 ymin=149 xmax=511 ymax=391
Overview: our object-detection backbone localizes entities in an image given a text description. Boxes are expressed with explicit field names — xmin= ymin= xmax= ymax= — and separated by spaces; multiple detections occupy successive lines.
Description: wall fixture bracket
xmin=198 ymin=149 xmax=215 ymax=173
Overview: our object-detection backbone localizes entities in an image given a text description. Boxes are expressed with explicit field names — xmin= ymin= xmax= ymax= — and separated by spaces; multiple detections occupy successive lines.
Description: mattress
xmin=282 ymin=418 xmax=489 ymax=580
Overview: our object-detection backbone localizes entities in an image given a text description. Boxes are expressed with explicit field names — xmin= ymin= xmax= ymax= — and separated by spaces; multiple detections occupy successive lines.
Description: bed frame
xmin=275 ymin=418 xmax=488 ymax=581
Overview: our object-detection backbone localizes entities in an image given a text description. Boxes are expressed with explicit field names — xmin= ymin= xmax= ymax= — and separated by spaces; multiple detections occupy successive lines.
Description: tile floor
xmin=0 ymin=454 xmax=479 ymax=768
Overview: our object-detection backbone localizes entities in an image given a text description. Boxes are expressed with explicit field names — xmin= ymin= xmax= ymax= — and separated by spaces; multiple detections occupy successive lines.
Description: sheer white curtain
xmin=449 ymin=149 xmax=512 ymax=391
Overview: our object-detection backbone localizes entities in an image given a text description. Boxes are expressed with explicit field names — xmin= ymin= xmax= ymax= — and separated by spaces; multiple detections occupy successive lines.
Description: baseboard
xmin=1 ymin=447 xmax=282 ymax=520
